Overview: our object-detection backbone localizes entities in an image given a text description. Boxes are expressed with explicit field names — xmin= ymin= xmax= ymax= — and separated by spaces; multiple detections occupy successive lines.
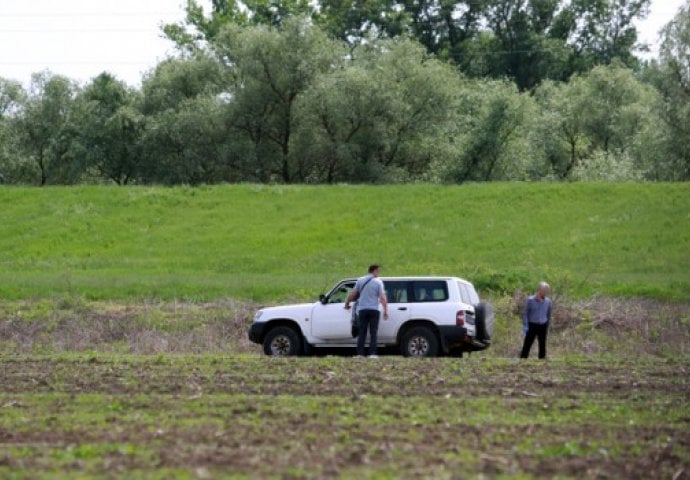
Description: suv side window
xmin=384 ymin=281 xmax=410 ymax=303
xmin=457 ymin=281 xmax=480 ymax=305
xmin=412 ymin=281 xmax=449 ymax=302
xmin=327 ymin=281 xmax=355 ymax=303
xmin=458 ymin=282 xmax=470 ymax=304
xmin=466 ymin=283 xmax=480 ymax=304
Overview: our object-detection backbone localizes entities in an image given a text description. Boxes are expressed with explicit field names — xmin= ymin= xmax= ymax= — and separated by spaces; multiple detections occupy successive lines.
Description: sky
xmin=0 ymin=0 xmax=686 ymax=88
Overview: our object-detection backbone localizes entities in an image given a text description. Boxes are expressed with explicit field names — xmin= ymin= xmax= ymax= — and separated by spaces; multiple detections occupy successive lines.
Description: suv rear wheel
xmin=401 ymin=327 xmax=439 ymax=357
xmin=263 ymin=326 xmax=301 ymax=356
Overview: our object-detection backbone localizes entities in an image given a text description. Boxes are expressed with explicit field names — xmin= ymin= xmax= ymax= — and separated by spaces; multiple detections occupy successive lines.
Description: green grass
xmin=1 ymin=183 xmax=688 ymax=301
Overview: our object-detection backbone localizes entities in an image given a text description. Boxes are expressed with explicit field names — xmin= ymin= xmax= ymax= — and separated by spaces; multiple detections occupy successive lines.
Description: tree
xmin=139 ymin=55 xmax=232 ymax=184
xmin=453 ymin=0 xmax=650 ymax=89
xmin=0 ymin=78 xmax=28 ymax=183
xmin=647 ymin=0 xmax=690 ymax=180
xmin=434 ymin=78 xmax=538 ymax=182
xmin=163 ymin=1 xmax=653 ymax=90
xmin=535 ymin=63 xmax=663 ymax=179
xmin=533 ymin=80 xmax=590 ymax=178
xmin=74 ymin=73 xmax=143 ymax=185
xmin=454 ymin=0 xmax=571 ymax=90
xmin=142 ymin=97 xmax=234 ymax=184
xmin=15 ymin=72 xmax=79 ymax=185
xmin=215 ymin=18 xmax=345 ymax=182
xmin=140 ymin=55 xmax=226 ymax=114
xmin=294 ymin=39 xmax=462 ymax=183
xmin=163 ymin=0 xmax=316 ymax=52
xmin=562 ymin=0 xmax=651 ymax=72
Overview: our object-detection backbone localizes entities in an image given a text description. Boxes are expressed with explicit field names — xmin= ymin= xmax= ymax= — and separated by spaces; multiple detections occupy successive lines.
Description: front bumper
xmin=248 ymin=322 xmax=267 ymax=344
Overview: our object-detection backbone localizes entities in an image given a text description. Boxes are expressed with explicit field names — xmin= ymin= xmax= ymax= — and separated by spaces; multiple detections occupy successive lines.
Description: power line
xmin=0 ymin=12 xmax=182 ymax=17
xmin=0 ymin=29 xmax=156 ymax=33
xmin=0 ymin=61 xmax=154 ymax=65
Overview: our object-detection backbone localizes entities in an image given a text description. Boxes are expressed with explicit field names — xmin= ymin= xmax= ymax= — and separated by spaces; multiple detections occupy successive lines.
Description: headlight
xmin=254 ymin=310 xmax=264 ymax=322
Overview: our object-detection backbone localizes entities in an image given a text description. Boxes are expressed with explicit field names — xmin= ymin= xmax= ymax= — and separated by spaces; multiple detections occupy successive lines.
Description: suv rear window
xmin=411 ymin=281 xmax=448 ymax=302
xmin=457 ymin=281 xmax=479 ymax=305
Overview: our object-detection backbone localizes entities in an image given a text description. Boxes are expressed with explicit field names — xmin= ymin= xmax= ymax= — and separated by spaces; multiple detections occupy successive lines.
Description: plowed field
xmin=1 ymin=355 xmax=688 ymax=479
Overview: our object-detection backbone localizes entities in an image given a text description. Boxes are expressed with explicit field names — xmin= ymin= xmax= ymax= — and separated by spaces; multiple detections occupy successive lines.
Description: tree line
xmin=0 ymin=0 xmax=688 ymax=185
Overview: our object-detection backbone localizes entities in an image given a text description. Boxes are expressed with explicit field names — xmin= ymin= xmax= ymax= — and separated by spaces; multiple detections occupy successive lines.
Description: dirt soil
xmin=0 ymin=355 xmax=688 ymax=479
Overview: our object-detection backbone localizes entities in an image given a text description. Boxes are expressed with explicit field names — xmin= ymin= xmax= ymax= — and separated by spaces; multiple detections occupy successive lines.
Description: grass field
xmin=1 ymin=183 xmax=689 ymax=478
xmin=0 ymin=354 xmax=688 ymax=479
xmin=1 ymin=183 xmax=688 ymax=302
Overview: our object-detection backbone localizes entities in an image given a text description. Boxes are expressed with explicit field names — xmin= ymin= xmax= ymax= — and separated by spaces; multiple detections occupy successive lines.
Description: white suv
xmin=248 ymin=277 xmax=493 ymax=357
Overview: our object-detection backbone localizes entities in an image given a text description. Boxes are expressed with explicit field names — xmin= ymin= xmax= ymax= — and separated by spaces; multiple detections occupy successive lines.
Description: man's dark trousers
xmin=521 ymin=322 xmax=549 ymax=359
xmin=357 ymin=309 xmax=380 ymax=356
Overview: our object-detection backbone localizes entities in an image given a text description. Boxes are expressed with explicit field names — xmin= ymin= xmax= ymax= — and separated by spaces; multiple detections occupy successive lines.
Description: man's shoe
xmin=368 ymin=355 xmax=379 ymax=359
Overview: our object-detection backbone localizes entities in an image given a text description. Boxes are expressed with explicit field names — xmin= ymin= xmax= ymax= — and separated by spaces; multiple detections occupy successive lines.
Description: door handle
xmin=397 ymin=307 xmax=407 ymax=311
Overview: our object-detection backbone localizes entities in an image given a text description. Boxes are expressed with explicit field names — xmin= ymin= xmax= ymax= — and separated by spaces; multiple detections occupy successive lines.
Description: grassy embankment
xmin=1 ymin=183 xmax=688 ymax=302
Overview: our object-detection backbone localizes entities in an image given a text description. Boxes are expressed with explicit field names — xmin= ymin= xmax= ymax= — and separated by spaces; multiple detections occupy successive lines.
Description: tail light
xmin=456 ymin=310 xmax=465 ymax=326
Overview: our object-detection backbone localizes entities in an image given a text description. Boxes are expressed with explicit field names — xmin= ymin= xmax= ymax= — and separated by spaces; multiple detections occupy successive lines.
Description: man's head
xmin=537 ymin=281 xmax=550 ymax=299
xmin=368 ymin=264 xmax=381 ymax=277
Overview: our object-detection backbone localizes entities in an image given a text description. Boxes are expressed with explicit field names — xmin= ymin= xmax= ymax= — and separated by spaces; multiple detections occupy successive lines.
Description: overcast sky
xmin=0 ymin=0 xmax=686 ymax=88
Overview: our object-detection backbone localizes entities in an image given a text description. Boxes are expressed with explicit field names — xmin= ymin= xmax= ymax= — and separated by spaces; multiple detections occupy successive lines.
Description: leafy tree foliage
xmin=138 ymin=55 xmax=231 ymax=184
xmin=163 ymin=0 xmax=316 ymax=53
xmin=15 ymin=73 xmax=80 ymax=185
xmin=294 ymin=39 xmax=461 ymax=182
xmin=214 ymin=17 xmax=345 ymax=182
xmin=563 ymin=0 xmax=650 ymax=70
xmin=645 ymin=0 xmax=690 ymax=180
xmin=0 ymin=3 xmax=686 ymax=185
xmin=165 ymin=0 xmax=651 ymax=89
xmin=433 ymin=79 xmax=540 ymax=182
xmin=73 ymin=73 xmax=143 ymax=184
xmin=0 ymin=78 xmax=28 ymax=184
xmin=536 ymin=63 xmax=663 ymax=179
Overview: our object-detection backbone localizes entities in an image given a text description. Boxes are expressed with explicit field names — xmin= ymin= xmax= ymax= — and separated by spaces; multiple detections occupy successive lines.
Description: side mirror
xmin=319 ymin=294 xmax=327 ymax=305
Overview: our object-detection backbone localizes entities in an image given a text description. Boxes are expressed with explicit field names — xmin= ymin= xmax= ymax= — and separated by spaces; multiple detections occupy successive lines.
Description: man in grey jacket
xmin=345 ymin=264 xmax=388 ymax=358
xmin=520 ymin=282 xmax=552 ymax=359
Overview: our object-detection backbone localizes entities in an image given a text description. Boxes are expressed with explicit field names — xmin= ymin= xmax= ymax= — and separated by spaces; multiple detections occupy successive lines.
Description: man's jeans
xmin=521 ymin=322 xmax=549 ymax=359
xmin=357 ymin=309 xmax=380 ymax=356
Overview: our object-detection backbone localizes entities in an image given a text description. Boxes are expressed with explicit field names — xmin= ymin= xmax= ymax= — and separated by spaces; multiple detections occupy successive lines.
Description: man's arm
xmin=344 ymin=285 xmax=358 ymax=310
xmin=522 ymin=299 xmax=530 ymax=332
xmin=380 ymin=291 xmax=388 ymax=320
xmin=546 ymin=299 xmax=552 ymax=323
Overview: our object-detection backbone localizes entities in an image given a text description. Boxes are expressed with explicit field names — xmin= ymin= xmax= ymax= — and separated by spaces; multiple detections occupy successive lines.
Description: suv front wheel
xmin=263 ymin=326 xmax=301 ymax=356
xmin=401 ymin=327 xmax=439 ymax=357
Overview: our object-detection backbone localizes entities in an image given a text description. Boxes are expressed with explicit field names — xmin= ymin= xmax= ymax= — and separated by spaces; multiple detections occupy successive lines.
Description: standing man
xmin=520 ymin=282 xmax=552 ymax=359
xmin=345 ymin=264 xmax=388 ymax=358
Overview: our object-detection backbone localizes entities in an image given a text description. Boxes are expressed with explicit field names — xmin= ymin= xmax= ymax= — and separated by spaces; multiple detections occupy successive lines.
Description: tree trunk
xmin=38 ymin=149 xmax=47 ymax=186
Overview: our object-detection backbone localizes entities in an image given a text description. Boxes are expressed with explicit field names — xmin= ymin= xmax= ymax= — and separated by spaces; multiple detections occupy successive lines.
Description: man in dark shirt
xmin=520 ymin=282 xmax=552 ymax=359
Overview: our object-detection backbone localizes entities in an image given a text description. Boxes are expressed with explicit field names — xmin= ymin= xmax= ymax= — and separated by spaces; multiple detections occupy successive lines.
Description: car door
xmin=310 ymin=280 xmax=357 ymax=343
xmin=377 ymin=280 xmax=411 ymax=343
